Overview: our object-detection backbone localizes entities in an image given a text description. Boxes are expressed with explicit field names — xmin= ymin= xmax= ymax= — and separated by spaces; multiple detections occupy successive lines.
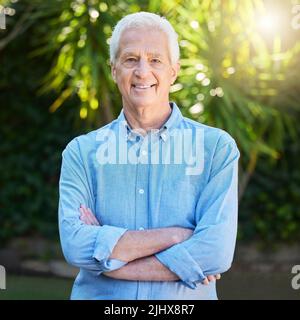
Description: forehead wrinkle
xmin=121 ymin=50 xmax=165 ymax=58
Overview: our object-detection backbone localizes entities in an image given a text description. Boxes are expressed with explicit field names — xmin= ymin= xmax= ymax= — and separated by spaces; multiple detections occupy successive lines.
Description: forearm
xmin=79 ymin=206 xmax=193 ymax=263
xmin=79 ymin=207 xmax=219 ymax=284
xmin=104 ymin=255 xmax=179 ymax=281
xmin=109 ymin=227 xmax=188 ymax=262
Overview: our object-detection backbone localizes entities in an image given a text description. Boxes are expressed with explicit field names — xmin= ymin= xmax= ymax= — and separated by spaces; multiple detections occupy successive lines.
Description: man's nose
xmin=133 ymin=60 xmax=151 ymax=77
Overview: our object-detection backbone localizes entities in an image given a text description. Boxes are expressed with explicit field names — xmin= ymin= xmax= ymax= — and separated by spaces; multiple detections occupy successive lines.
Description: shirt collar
xmin=117 ymin=102 xmax=183 ymax=142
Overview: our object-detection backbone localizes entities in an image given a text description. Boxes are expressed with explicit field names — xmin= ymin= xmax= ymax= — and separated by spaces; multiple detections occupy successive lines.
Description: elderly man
xmin=59 ymin=12 xmax=240 ymax=300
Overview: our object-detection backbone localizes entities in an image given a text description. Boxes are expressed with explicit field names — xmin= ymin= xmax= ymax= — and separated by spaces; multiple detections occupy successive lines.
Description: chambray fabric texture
xmin=58 ymin=102 xmax=240 ymax=300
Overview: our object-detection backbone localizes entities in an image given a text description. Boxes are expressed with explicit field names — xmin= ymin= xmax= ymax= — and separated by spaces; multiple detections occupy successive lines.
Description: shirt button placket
xmin=135 ymin=140 xmax=150 ymax=300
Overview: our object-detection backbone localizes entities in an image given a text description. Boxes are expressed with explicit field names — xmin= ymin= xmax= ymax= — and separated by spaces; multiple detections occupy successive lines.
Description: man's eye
xmin=152 ymin=59 xmax=161 ymax=63
xmin=126 ymin=58 xmax=136 ymax=62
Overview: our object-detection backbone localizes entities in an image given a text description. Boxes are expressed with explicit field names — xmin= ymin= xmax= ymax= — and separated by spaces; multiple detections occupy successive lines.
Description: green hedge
xmin=0 ymin=100 xmax=81 ymax=242
xmin=239 ymin=135 xmax=300 ymax=243
xmin=0 ymin=28 xmax=83 ymax=243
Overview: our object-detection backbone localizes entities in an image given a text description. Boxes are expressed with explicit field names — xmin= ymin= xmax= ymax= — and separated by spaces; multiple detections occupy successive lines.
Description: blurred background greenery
xmin=0 ymin=0 xmax=300 ymax=299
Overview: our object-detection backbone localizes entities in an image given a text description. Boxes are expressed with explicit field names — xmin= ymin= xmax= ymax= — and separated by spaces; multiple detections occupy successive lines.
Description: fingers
xmin=86 ymin=207 xmax=100 ymax=226
xmin=202 ymin=274 xmax=221 ymax=285
xmin=207 ymin=275 xmax=215 ymax=282
xmin=79 ymin=207 xmax=93 ymax=225
xmin=79 ymin=205 xmax=100 ymax=226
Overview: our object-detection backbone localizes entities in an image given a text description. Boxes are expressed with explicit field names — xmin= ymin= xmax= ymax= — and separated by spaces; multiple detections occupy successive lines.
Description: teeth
xmin=133 ymin=85 xmax=154 ymax=89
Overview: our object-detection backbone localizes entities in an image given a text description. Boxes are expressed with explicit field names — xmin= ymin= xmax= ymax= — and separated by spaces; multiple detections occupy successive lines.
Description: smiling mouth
xmin=132 ymin=84 xmax=156 ymax=89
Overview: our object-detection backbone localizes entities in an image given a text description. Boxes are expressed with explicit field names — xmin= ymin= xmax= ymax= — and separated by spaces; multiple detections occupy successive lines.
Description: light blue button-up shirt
xmin=58 ymin=102 xmax=240 ymax=300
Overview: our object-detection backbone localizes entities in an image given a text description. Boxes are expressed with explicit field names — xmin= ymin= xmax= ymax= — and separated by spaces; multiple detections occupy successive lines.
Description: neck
xmin=123 ymin=102 xmax=172 ymax=134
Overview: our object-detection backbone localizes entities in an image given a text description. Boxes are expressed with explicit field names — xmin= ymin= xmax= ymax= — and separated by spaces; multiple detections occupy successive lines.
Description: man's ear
xmin=171 ymin=61 xmax=180 ymax=84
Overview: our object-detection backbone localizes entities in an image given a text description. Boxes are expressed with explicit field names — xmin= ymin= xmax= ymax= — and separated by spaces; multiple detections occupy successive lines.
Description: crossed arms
xmin=79 ymin=205 xmax=220 ymax=285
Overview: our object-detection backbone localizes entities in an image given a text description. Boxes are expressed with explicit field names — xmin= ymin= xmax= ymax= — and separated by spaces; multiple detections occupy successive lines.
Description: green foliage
xmin=0 ymin=19 xmax=83 ymax=242
xmin=239 ymin=132 xmax=300 ymax=243
xmin=1 ymin=0 xmax=300 ymax=244
xmin=0 ymin=101 xmax=77 ymax=242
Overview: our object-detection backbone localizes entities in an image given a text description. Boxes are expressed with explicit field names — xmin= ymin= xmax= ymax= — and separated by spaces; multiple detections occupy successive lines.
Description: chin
xmin=130 ymin=98 xmax=157 ymax=108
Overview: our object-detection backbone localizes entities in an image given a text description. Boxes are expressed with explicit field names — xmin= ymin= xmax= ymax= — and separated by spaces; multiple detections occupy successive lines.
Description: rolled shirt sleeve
xmin=155 ymin=136 xmax=240 ymax=289
xmin=58 ymin=138 xmax=128 ymax=275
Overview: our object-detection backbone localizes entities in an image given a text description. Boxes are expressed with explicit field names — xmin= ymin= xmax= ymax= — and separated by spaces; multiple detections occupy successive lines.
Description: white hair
xmin=109 ymin=12 xmax=180 ymax=65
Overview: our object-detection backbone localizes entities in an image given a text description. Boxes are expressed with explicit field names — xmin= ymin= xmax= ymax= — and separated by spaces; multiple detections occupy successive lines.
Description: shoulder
xmin=181 ymin=116 xmax=237 ymax=149
xmin=62 ymin=118 xmax=119 ymax=157
xmin=181 ymin=118 xmax=240 ymax=167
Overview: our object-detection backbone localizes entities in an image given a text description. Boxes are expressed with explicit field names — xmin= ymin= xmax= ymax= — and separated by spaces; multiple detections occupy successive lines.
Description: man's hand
xmin=79 ymin=204 xmax=221 ymax=284
xmin=202 ymin=274 xmax=221 ymax=285
xmin=79 ymin=204 xmax=100 ymax=226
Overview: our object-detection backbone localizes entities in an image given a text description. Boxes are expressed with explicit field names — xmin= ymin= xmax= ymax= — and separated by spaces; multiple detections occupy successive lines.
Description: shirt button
xmin=139 ymin=189 xmax=144 ymax=194
xmin=139 ymin=227 xmax=145 ymax=230
xmin=141 ymin=150 xmax=147 ymax=156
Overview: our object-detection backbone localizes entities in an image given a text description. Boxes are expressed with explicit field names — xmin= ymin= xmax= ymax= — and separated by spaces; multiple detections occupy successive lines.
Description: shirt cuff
xmin=98 ymin=258 xmax=128 ymax=273
xmin=92 ymin=224 xmax=128 ymax=273
xmin=155 ymin=244 xmax=206 ymax=289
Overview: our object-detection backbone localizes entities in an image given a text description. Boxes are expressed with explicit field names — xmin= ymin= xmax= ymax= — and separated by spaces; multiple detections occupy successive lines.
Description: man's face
xmin=111 ymin=27 xmax=180 ymax=110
